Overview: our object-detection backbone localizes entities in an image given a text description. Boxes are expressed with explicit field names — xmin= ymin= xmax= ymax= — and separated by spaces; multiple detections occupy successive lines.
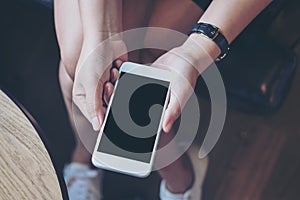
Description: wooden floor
xmin=1 ymin=0 xmax=300 ymax=199
xmin=203 ymin=43 xmax=300 ymax=200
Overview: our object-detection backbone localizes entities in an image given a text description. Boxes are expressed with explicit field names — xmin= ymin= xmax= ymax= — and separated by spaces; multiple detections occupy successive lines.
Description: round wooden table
xmin=0 ymin=90 xmax=63 ymax=199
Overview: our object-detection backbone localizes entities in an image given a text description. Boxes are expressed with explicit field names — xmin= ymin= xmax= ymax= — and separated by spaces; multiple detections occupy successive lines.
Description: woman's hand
xmin=69 ymin=0 xmax=125 ymax=131
xmin=73 ymin=33 xmax=127 ymax=131
xmin=153 ymin=35 xmax=219 ymax=133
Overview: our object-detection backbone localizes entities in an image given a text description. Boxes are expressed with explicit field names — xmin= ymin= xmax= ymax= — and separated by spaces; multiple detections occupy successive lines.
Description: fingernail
xmin=92 ymin=117 xmax=100 ymax=131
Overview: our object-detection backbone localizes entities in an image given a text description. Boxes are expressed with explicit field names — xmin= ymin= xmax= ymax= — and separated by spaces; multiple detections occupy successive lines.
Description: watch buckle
xmin=211 ymin=28 xmax=219 ymax=40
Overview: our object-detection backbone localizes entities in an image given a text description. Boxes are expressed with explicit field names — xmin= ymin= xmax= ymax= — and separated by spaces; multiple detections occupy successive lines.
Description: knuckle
xmin=72 ymin=93 xmax=83 ymax=106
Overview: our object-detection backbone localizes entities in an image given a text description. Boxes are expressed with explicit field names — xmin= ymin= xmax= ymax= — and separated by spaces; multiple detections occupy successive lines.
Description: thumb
xmin=162 ymin=93 xmax=181 ymax=133
xmin=86 ymin=80 xmax=106 ymax=131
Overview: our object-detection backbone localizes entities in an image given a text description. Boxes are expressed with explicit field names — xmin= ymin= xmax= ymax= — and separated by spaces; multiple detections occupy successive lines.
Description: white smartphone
xmin=92 ymin=62 xmax=171 ymax=177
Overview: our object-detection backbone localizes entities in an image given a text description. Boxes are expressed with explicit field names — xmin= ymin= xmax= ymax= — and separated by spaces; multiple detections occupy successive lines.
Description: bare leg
xmin=141 ymin=0 xmax=204 ymax=64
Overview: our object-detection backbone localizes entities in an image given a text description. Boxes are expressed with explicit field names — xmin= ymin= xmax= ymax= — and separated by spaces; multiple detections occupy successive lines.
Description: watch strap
xmin=190 ymin=22 xmax=230 ymax=61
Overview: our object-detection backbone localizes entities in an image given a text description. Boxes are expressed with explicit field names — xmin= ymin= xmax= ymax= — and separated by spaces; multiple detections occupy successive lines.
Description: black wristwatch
xmin=189 ymin=22 xmax=230 ymax=61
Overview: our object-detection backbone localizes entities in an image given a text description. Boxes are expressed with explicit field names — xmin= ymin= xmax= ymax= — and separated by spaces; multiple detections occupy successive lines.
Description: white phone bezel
xmin=92 ymin=62 xmax=171 ymax=177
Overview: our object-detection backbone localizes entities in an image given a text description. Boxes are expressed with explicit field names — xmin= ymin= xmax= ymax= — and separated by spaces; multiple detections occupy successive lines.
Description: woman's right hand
xmin=72 ymin=33 xmax=127 ymax=131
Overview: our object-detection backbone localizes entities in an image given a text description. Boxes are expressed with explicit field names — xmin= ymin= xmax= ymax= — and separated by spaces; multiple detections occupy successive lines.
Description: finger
xmin=103 ymin=82 xmax=109 ymax=107
xmin=103 ymin=82 xmax=114 ymax=106
xmin=73 ymin=62 xmax=104 ymax=131
xmin=110 ymin=68 xmax=119 ymax=84
xmin=112 ymin=59 xmax=121 ymax=68
xmin=114 ymin=59 xmax=123 ymax=68
xmin=162 ymin=93 xmax=182 ymax=133
xmin=84 ymin=78 xmax=106 ymax=131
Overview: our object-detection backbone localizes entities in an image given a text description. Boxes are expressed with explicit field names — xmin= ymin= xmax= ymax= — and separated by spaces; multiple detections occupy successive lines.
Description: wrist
xmin=179 ymin=34 xmax=220 ymax=74
xmin=79 ymin=0 xmax=123 ymax=38
xmin=83 ymin=20 xmax=122 ymax=40
xmin=78 ymin=32 xmax=124 ymax=69
xmin=83 ymin=31 xmax=123 ymax=44
xmin=185 ymin=34 xmax=220 ymax=59
xmin=103 ymin=1 xmax=123 ymax=34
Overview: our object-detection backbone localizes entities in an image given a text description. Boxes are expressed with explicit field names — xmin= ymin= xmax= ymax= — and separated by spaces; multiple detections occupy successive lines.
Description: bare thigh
xmin=142 ymin=0 xmax=204 ymax=63
xmin=149 ymin=0 xmax=203 ymax=34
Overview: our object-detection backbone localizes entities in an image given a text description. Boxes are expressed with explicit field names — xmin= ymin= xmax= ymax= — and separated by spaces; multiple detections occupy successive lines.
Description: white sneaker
xmin=160 ymin=146 xmax=209 ymax=200
xmin=63 ymin=162 xmax=103 ymax=200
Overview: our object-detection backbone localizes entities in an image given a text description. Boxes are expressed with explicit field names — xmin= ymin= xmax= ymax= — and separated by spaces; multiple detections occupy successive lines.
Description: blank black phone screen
xmin=97 ymin=71 xmax=169 ymax=163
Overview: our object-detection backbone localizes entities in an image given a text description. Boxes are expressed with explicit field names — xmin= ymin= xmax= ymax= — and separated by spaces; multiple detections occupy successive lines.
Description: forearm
xmin=78 ymin=0 xmax=123 ymax=38
xmin=184 ymin=0 xmax=272 ymax=72
xmin=200 ymin=0 xmax=272 ymax=43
